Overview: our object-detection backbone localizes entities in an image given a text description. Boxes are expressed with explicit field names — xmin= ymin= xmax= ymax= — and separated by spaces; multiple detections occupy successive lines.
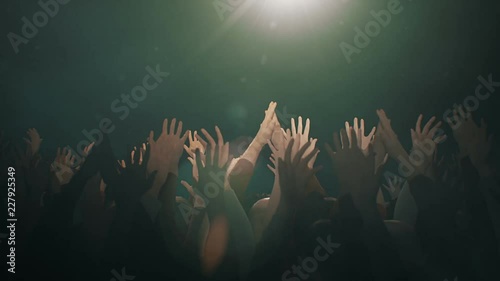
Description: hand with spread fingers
xmin=345 ymin=117 xmax=376 ymax=156
xmin=50 ymin=147 xmax=76 ymax=193
xmin=325 ymin=128 xmax=386 ymax=209
xmin=410 ymin=114 xmax=445 ymax=179
xmin=184 ymin=130 xmax=210 ymax=181
xmin=290 ymin=116 xmax=318 ymax=168
xmin=147 ymin=118 xmax=189 ymax=180
xmin=184 ymin=130 xmax=206 ymax=159
xmin=192 ymin=126 xmax=232 ymax=190
xmin=277 ymin=139 xmax=321 ymax=211
xmin=114 ymin=143 xmax=161 ymax=206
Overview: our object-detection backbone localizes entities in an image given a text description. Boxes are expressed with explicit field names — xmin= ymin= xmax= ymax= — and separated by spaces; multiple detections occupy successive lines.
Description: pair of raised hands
xmin=181 ymin=126 xmax=233 ymax=208
xmin=267 ymin=116 xmax=318 ymax=174
xmin=265 ymin=115 xmax=323 ymax=211
xmin=375 ymin=109 xmax=445 ymax=180
xmin=325 ymin=127 xmax=384 ymax=209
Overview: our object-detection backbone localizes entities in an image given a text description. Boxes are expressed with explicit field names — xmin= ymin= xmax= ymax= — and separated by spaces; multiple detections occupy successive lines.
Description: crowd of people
xmin=1 ymin=101 xmax=499 ymax=281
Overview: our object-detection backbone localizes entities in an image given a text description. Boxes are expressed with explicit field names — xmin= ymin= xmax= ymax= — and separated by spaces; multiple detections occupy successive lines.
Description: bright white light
xmin=263 ymin=0 xmax=321 ymax=16
xmin=270 ymin=0 xmax=303 ymax=9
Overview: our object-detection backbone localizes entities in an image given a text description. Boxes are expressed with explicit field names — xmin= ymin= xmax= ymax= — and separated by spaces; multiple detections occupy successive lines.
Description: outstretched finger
xmin=195 ymin=149 xmax=204 ymax=170
xmin=195 ymin=131 xmax=208 ymax=148
xmin=293 ymin=141 xmax=311 ymax=166
xmin=344 ymin=121 xmax=352 ymax=145
xmin=428 ymin=121 xmax=442 ymax=138
xmin=415 ymin=114 xmax=423 ymax=136
xmin=162 ymin=119 xmax=168 ymax=135
xmin=215 ymin=126 xmax=224 ymax=147
xmin=376 ymin=109 xmax=391 ymax=129
xmin=303 ymin=118 xmax=311 ymax=139
xmin=422 ymin=116 xmax=436 ymax=136
xmin=169 ymin=118 xmax=177 ymax=135
xmin=264 ymin=102 xmax=277 ymax=122
xmin=301 ymin=146 xmax=319 ymax=167
xmin=354 ymin=118 xmax=360 ymax=137
xmin=176 ymin=120 xmax=183 ymax=137
xmin=297 ymin=116 xmax=303 ymax=135
xmin=201 ymin=128 xmax=216 ymax=161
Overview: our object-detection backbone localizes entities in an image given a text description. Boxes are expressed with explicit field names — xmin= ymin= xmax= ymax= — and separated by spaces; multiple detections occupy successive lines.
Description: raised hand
xmin=325 ymin=128 xmax=385 ymax=209
xmin=382 ymin=175 xmax=404 ymax=201
xmin=184 ymin=128 xmax=226 ymax=181
xmin=50 ymin=147 xmax=76 ymax=193
xmin=410 ymin=114 xmax=445 ymax=179
xmin=277 ymin=139 xmax=321 ymax=210
xmin=376 ymin=109 xmax=409 ymax=163
xmin=255 ymin=101 xmax=278 ymax=146
xmin=23 ymin=128 xmax=43 ymax=156
xmin=119 ymin=144 xmax=146 ymax=171
xmin=199 ymin=126 xmax=230 ymax=167
xmin=184 ymin=130 xmax=206 ymax=158
xmin=147 ymin=118 xmax=189 ymax=179
xmin=82 ymin=142 xmax=95 ymax=158
xmin=193 ymin=143 xmax=233 ymax=209
xmin=345 ymin=117 xmax=376 ymax=156
xmin=114 ymin=144 xmax=157 ymax=206
xmin=290 ymin=116 xmax=318 ymax=168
